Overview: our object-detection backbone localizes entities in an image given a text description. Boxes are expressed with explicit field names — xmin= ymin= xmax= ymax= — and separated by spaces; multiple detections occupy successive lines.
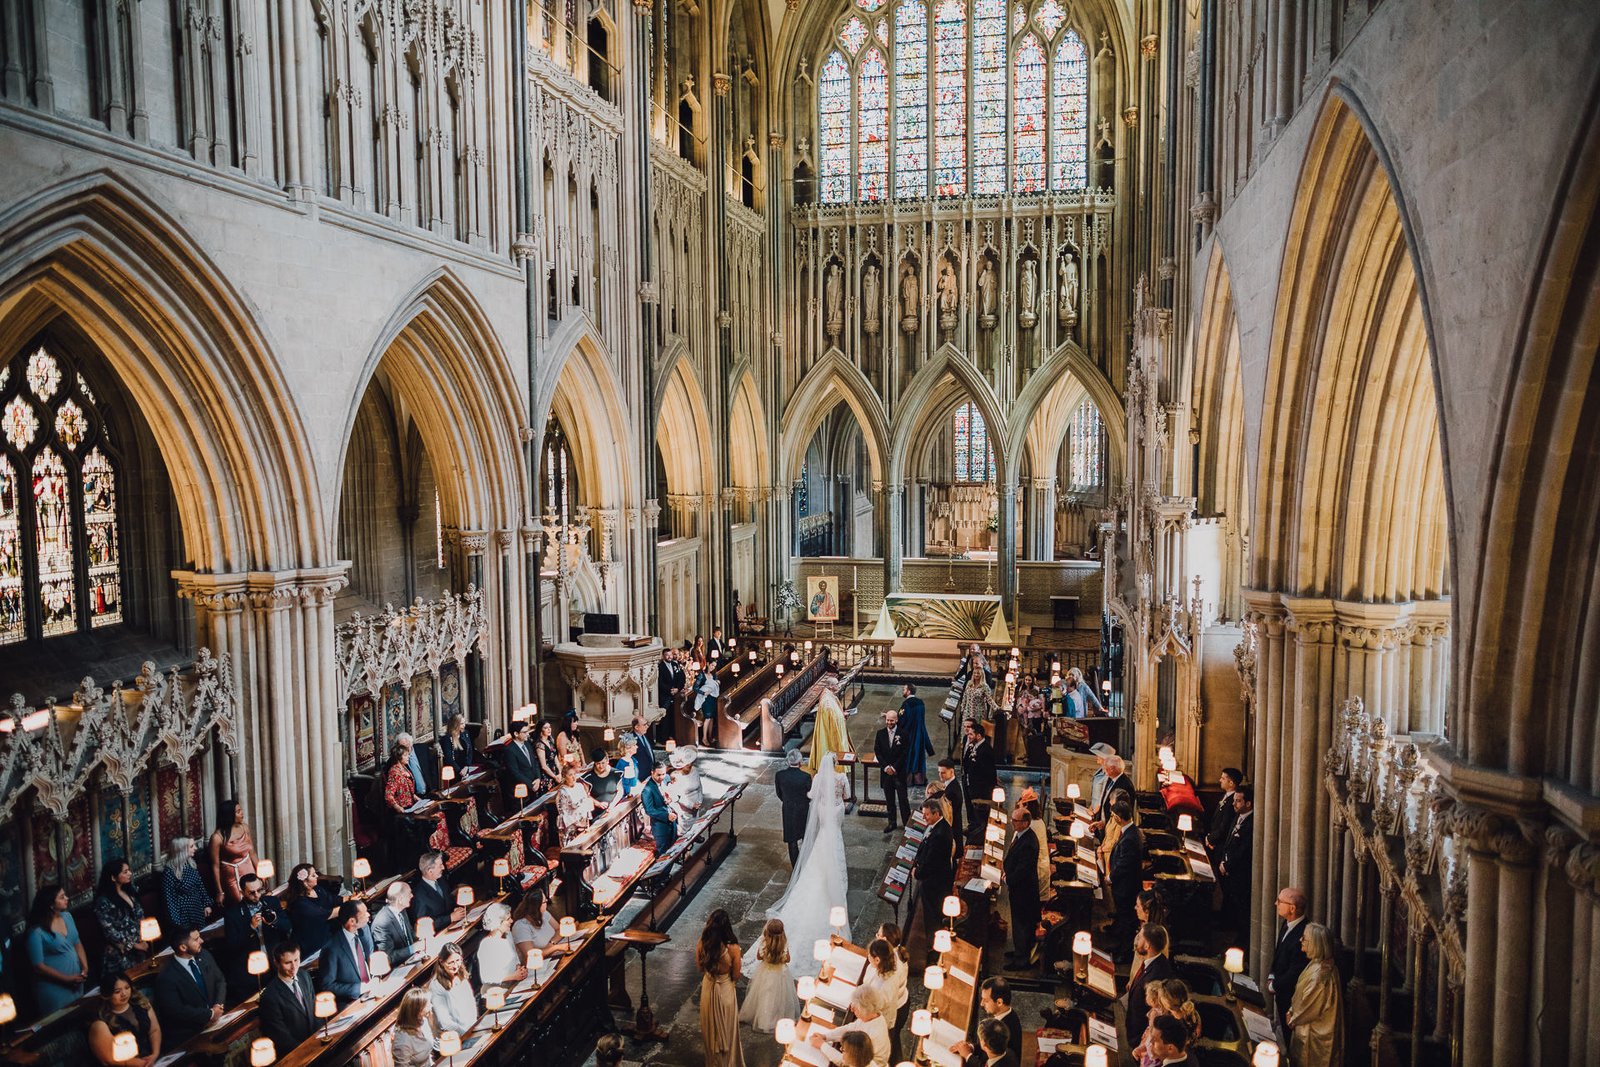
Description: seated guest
xmin=556 ymin=765 xmax=604 ymax=839
xmin=160 ymin=836 xmax=213 ymax=935
xmin=410 ymin=851 xmax=465 ymax=931
xmin=1143 ymin=1015 xmax=1192 ymax=1067
xmin=428 ymin=942 xmax=479 ymax=1037
xmin=370 ymin=881 xmax=418 ymax=965
xmin=510 ymin=891 xmax=558 ymax=957
xmin=93 ymin=858 xmax=151 ymax=984
xmin=811 ymin=984 xmax=892 ymax=1067
xmin=88 ymin=972 xmax=162 ymax=1067
xmin=153 ymin=926 xmax=226 ymax=1046
xmin=438 ymin=713 xmax=475 ymax=778
xmin=390 ymin=988 xmax=437 ymax=1067
xmin=222 ymin=873 xmax=294 ymax=999
xmin=25 ymin=884 xmax=88 ymax=1016
xmin=501 ymin=720 xmax=541 ymax=798
xmin=258 ymin=943 xmax=318 ymax=1055
xmin=1124 ymin=924 xmax=1174 ymax=1024
xmin=968 ymin=1017 xmax=1018 ymax=1067
xmin=953 ymin=978 xmax=1022 ymax=1066
xmin=319 ymin=900 xmax=375 ymax=1008
xmin=584 ymin=750 xmax=623 ymax=806
xmin=1207 ymin=768 xmax=1244 ymax=853
xmin=283 ymin=863 xmax=340 ymax=957
xmin=476 ymin=902 xmax=527 ymax=985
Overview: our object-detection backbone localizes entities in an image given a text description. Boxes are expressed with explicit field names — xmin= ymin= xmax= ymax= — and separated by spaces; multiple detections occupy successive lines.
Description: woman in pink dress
xmin=207 ymin=799 xmax=256 ymax=906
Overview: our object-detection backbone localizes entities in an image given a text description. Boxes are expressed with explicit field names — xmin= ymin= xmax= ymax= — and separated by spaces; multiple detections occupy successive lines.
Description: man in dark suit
xmin=972 ymin=978 xmax=1023 ymax=1061
xmin=774 ymin=750 xmax=813 ymax=865
xmin=1268 ymin=885 xmax=1310 ymax=1033
xmin=707 ymin=626 xmax=728 ymax=662
xmin=641 ymin=762 xmax=678 ymax=851
xmin=153 ymin=925 xmax=227 ymax=1046
xmin=631 ymin=714 xmax=657 ymax=779
xmin=1092 ymin=755 xmax=1134 ymax=831
xmin=657 ymin=650 xmax=684 ymax=711
xmin=319 ymin=900 xmax=375 ymax=1008
xmin=968 ymin=1017 xmax=1019 ymax=1067
xmin=935 ymin=758 xmax=966 ymax=843
xmin=500 ymin=719 xmax=540 ymax=797
xmin=259 ymin=942 xmax=318 ymax=1053
xmin=1207 ymin=767 xmax=1243 ymax=853
xmin=1002 ymin=808 xmax=1041 ymax=967
xmin=1123 ymin=924 xmax=1175 ymax=1024
xmin=874 ymin=708 xmax=912 ymax=833
xmin=960 ymin=719 xmax=997 ymax=832
xmin=221 ymin=873 xmax=294 ymax=999
xmin=1144 ymin=1015 xmax=1191 ymax=1066
xmin=911 ymin=797 xmax=957 ymax=964
xmin=410 ymin=850 xmax=464 ymax=931
xmin=1106 ymin=792 xmax=1145 ymax=946
xmin=370 ymin=881 xmax=417 ymax=964
xmin=1219 ymin=785 xmax=1255 ymax=934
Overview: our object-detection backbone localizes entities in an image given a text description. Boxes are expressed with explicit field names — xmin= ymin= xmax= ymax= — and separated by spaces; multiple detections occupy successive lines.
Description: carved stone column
xmin=998 ymin=481 xmax=1018 ymax=621
xmin=880 ymin=482 xmax=904 ymax=598
xmin=1283 ymin=596 xmax=1334 ymax=903
xmin=1242 ymin=588 xmax=1287 ymax=973
xmin=1453 ymin=807 xmax=1538 ymax=1067
xmin=1027 ymin=477 xmax=1056 ymax=561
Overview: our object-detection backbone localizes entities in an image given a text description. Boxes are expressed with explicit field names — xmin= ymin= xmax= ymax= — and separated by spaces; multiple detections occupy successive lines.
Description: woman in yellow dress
xmin=1287 ymin=923 xmax=1344 ymax=1067
xmin=807 ymin=678 xmax=855 ymax=773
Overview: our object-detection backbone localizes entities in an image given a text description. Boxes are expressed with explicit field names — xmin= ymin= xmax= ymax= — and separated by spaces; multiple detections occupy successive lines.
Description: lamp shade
xmin=0 ymin=992 xmax=17 ymax=1025
xmin=1252 ymin=1044 xmax=1280 ymax=1067
xmin=247 ymin=949 xmax=269 ymax=976
xmin=1073 ymin=931 xmax=1093 ymax=956
xmin=1177 ymin=814 xmax=1193 ymax=833
xmin=710 ymin=650 xmax=720 ymax=660
xmin=456 ymin=886 xmax=475 ymax=907
xmin=942 ymin=895 xmax=960 ymax=918
xmin=923 ymin=965 xmax=945 ymax=990
xmin=797 ymin=976 xmax=816 ymax=1002
xmin=140 ymin=917 xmax=162 ymax=942
xmin=804 ymin=640 xmax=813 ymax=651
xmin=991 ymin=786 xmax=1006 ymax=804
xmin=829 ymin=906 xmax=848 ymax=928
xmin=603 ymin=727 xmax=616 ymax=742
xmin=775 ymin=664 xmax=785 ymax=677
xmin=441 ymin=765 xmax=456 ymax=783
xmin=1084 ymin=1047 xmax=1108 ymax=1067
xmin=749 ymin=651 xmax=757 ymax=663
xmin=665 ymin=739 xmax=677 ymax=752
xmin=112 ymin=1032 xmax=140 ymax=1062
xmin=256 ymin=858 xmax=275 ymax=883
xmin=1070 ymin=820 xmax=1088 ymax=840
xmin=1101 ymin=680 xmax=1111 ymax=693
xmin=775 ymin=1019 xmax=797 ymax=1046
xmin=351 ymin=857 xmax=371 ymax=879
xmin=764 ymin=640 xmax=773 ymax=650
xmin=1010 ymin=647 xmax=1020 ymax=657
xmin=368 ymin=950 xmax=390 ymax=978
xmin=416 ymin=917 xmax=435 ymax=942
xmin=493 ymin=858 xmax=511 ymax=878
xmin=813 ymin=938 xmax=831 ymax=962
xmin=514 ymin=783 xmax=529 ymax=799
xmin=932 ymin=930 xmax=953 ymax=954
xmin=250 ymin=1036 xmax=278 ymax=1066
xmin=484 ymin=986 xmax=507 ymax=1011
xmin=559 ymin=916 xmax=577 ymax=939
xmin=911 ymin=1010 xmax=933 ymax=1037
xmin=437 ymin=1031 xmax=462 ymax=1056
xmin=730 ymin=663 xmax=741 ymax=676
xmin=1050 ymin=674 xmax=1061 ymax=687
xmin=1224 ymin=947 xmax=1245 ymax=974
xmin=314 ymin=991 xmax=337 ymax=1019
xmin=527 ymin=948 xmax=544 ymax=972
xmin=1066 ymin=783 xmax=1081 ymax=800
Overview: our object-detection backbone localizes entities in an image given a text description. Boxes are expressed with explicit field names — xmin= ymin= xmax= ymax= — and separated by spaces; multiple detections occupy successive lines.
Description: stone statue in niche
xmin=900 ymin=263 xmax=920 ymax=333
xmin=863 ymin=263 xmax=881 ymax=335
xmin=825 ymin=261 xmax=843 ymax=338
xmin=1057 ymin=250 xmax=1080 ymax=326
xmin=937 ymin=258 xmax=959 ymax=332
xmin=1019 ymin=258 xmax=1038 ymax=328
xmin=977 ymin=257 xmax=997 ymax=329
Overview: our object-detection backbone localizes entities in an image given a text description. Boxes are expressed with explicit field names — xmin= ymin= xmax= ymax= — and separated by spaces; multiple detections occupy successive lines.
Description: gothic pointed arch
xmin=1003 ymin=341 xmax=1124 ymax=483
xmin=540 ymin=329 xmax=635 ymax=512
xmin=729 ymin=368 xmax=771 ymax=492
xmin=779 ymin=350 xmax=890 ymax=485
xmin=1190 ymin=245 xmax=1248 ymax=526
xmin=654 ymin=352 xmax=716 ymax=501
xmin=891 ymin=347 xmax=1007 ymax=483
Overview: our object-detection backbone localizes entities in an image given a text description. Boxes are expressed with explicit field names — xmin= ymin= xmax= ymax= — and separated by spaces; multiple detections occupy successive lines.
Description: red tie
xmin=355 ymin=939 xmax=368 ymax=982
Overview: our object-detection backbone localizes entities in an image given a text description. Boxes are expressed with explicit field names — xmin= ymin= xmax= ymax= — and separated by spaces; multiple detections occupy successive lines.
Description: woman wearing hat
xmin=669 ymin=745 xmax=704 ymax=822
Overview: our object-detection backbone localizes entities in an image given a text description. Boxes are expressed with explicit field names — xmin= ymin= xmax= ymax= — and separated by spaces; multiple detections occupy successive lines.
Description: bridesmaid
xmin=697 ymin=909 xmax=744 ymax=1067
xmin=207 ymin=799 xmax=256 ymax=907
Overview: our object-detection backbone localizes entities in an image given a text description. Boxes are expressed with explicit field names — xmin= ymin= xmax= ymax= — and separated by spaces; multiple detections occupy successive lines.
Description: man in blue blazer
xmin=318 ymin=899 xmax=375 ymax=1007
xmin=641 ymin=762 xmax=678 ymax=851
xmin=631 ymin=714 xmax=657 ymax=779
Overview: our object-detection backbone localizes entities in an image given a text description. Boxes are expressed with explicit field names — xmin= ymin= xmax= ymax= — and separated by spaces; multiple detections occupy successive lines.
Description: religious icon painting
xmin=351 ymin=693 xmax=376 ymax=771
xmin=97 ymin=785 xmax=128 ymax=870
xmin=383 ymin=685 xmax=406 ymax=752
xmin=806 ymin=575 xmax=841 ymax=621
xmin=440 ymin=662 xmax=462 ymax=721
xmin=411 ymin=675 xmax=436 ymax=742
xmin=127 ymin=776 xmax=153 ymax=872
xmin=64 ymin=794 xmax=95 ymax=898
xmin=0 ymin=826 xmax=24 ymax=930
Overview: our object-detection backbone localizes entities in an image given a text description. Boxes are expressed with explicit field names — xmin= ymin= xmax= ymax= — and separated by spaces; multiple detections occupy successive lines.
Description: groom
xmin=775 ymin=750 xmax=813 ymax=865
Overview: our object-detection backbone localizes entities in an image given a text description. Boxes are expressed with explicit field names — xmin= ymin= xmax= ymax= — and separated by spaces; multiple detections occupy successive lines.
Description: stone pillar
xmin=1283 ymin=597 xmax=1333 ymax=904
xmin=998 ymin=482 xmax=1018 ymax=622
xmin=1027 ymin=477 xmax=1056 ymax=561
xmin=1371 ymin=883 xmax=1398 ymax=1067
xmin=880 ymin=482 xmax=904 ymax=598
xmin=1453 ymin=807 xmax=1539 ymax=1067
xmin=1242 ymin=588 xmax=1286 ymax=973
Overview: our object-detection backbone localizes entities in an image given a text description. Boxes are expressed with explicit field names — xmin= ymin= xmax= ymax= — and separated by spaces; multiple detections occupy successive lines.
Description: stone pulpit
xmin=551 ymin=634 xmax=665 ymax=741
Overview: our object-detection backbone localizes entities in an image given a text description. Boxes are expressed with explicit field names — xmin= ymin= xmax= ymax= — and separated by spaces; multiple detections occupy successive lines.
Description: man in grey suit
xmin=370 ymin=881 xmax=417 ymax=965
xmin=774 ymin=749 xmax=813 ymax=865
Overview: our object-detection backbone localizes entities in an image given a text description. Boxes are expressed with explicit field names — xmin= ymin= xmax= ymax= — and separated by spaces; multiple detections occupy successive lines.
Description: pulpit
xmin=551 ymin=635 xmax=665 ymax=747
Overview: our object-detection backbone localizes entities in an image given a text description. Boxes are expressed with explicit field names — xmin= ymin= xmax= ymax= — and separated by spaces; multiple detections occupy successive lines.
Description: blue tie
xmin=187 ymin=958 xmax=206 ymax=996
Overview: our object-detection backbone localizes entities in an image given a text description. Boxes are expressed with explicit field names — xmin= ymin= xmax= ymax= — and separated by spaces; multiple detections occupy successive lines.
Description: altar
xmin=868 ymin=593 xmax=1011 ymax=671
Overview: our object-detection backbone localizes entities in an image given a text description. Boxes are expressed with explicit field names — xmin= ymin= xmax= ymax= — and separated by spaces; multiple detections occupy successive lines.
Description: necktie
xmin=354 ymin=937 xmax=368 ymax=982
xmin=187 ymin=958 xmax=206 ymax=996
xmin=292 ymin=977 xmax=305 ymax=1009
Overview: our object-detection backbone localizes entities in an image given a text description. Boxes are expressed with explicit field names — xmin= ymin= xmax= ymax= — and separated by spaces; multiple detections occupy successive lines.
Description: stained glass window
xmin=818 ymin=50 xmax=854 ymax=204
xmin=0 ymin=344 xmax=124 ymax=646
xmin=932 ymin=0 xmax=967 ymax=196
xmin=857 ymin=0 xmax=886 ymax=10
xmin=1068 ymin=398 xmax=1104 ymax=489
xmin=1051 ymin=30 xmax=1088 ymax=190
xmin=1034 ymin=0 xmax=1067 ymax=37
xmin=840 ymin=16 xmax=869 ymax=54
xmin=953 ymin=402 xmax=996 ymax=482
xmin=858 ymin=48 xmax=890 ymax=202
xmin=1013 ymin=35 xmax=1046 ymax=193
xmin=893 ymin=0 xmax=928 ymax=199
xmin=971 ymin=0 xmax=1007 ymax=195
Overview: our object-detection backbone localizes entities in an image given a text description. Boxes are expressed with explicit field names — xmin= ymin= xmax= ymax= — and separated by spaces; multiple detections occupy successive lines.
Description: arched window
xmin=542 ymin=422 xmax=577 ymax=526
xmin=953 ymin=402 xmax=995 ymax=483
xmin=1067 ymin=398 xmax=1104 ymax=489
xmin=815 ymin=0 xmax=1093 ymax=202
xmin=0 ymin=345 xmax=123 ymax=645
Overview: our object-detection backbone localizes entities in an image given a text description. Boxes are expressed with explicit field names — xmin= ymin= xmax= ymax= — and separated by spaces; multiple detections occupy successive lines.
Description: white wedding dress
xmin=762 ymin=753 xmax=850 ymax=977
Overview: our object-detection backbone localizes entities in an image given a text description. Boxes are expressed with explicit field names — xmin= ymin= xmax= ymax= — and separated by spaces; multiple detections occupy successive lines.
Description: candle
xmin=932 ymin=930 xmax=953 ymax=954
xmin=923 ymin=965 xmax=945 ymax=990
xmin=911 ymin=1010 xmax=933 ymax=1037
xmin=248 ymin=949 xmax=269 ymax=975
xmin=250 ymin=1036 xmax=277 ymax=1066
xmin=256 ymin=858 xmax=275 ymax=883
xmin=351 ymin=857 xmax=371 ymax=880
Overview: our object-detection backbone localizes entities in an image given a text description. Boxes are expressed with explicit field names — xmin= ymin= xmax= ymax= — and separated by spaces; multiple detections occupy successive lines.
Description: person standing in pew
xmin=1002 ymin=808 xmax=1041 ymax=970
xmin=1123 ymin=924 xmax=1174 ymax=1025
xmin=960 ymin=720 xmax=997 ymax=839
xmin=284 ymin=864 xmax=340 ymax=958
xmin=910 ymin=797 xmax=956 ymax=966
xmin=371 ymin=881 xmax=417 ymax=965
xmin=319 ymin=900 xmax=374 ymax=1009
xmin=1207 ymin=768 xmax=1243 ymax=854
xmin=1104 ymin=792 xmax=1145 ymax=950
xmin=875 ymin=708 xmax=912 ymax=834
xmin=222 ymin=873 xmax=293 ymax=1001
xmin=153 ymin=926 xmax=226 ymax=1046
xmin=437 ymin=713 xmax=476 ymax=780
xmin=899 ymin=684 xmax=935 ymax=786
xmin=258 ymin=943 xmax=317 ymax=1054
xmin=501 ymin=719 xmax=542 ymax=798
xmin=1218 ymin=785 xmax=1255 ymax=936
xmin=642 ymin=762 xmax=679 ymax=851
xmin=632 ymin=713 xmax=658 ymax=779
xmin=935 ymin=758 xmax=966 ymax=843
xmin=410 ymin=851 xmax=465 ymax=933
xmin=951 ymin=978 xmax=1023 ymax=1065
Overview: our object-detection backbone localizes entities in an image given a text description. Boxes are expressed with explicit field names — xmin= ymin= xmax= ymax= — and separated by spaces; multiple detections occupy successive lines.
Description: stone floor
xmin=572 ymin=683 xmax=1063 ymax=1067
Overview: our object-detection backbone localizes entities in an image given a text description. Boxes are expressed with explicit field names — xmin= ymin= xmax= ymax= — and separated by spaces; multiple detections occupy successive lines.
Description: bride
xmin=761 ymin=752 xmax=850 ymax=977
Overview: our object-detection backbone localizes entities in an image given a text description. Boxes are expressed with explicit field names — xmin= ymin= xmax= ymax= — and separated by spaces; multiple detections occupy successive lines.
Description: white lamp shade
xmin=251 ymin=1037 xmax=277 ymax=1066
xmin=1066 ymin=783 xmax=1081 ymax=799
xmin=991 ymin=787 xmax=1005 ymax=804
xmin=775 ymin=665 xmax=785 ymax=676
xmin=665 ymin=739 xmax=677 ymax=752
xmin=749 ymin=651 xmax=757 ymax=662
xmin=923 ymin=965 xmax=945 ymax=990
xmin=314 ymin=991 xmax=337 ymax=1018
xmin=1070 ymin=821 xmax=1088 ymax=840
xmin=797 ymin=976 xmax=817 ymax=1002
xmin=247 ymin=949 xmax=269 ymax=975
xmin=441 ymin=765 xmax=456 ymax=783
xmin=1224 ymin=947 xmax=1245 ymax=974
xmin=1050 ymin=674 xmax=1061 ymax=686
xmin=775 ymin=1018 xmax=797 ymax=1045
xmin=1177 ymin=814 xmax=1193 ymax=833
xmin=1084 ymin=1047 xmax=1108 ymax=1067
xmin=416 ymin=917 xmax=436 ymax=941
xmin=813 ymin=938 xmax=831 ymax=962
xmin=0 ymin=992 xmax=17 ymax=1025
xmin=911 ymin=1010 xmax=933 ymax=1037
xmin=829 ymin=906 xmax=848 ymax=927
xmin=437 ymin=1031 xmax=462 ymax=1056
xmin=942 ymin=895 xmax=960 ymax=918
xmin=1073 ymin=931 xmax=1093 ymax=956
xmin=456 ymin=887 xmax=476 ymax=907
xmin=484 ymin=986 xmax=507 ymax=1011
xmin=932 ymin=930 xmax=953 ymax=954
xmin=603 ymin=727 xmax=616 ymax=741
xmin=1010 ymin=647 xmax=1020 ymax=657
xmin=731 ymin=664 xmax=741 ymax=675
xmin=804 ymin=641 xmax=813 ymax=651
xmin=514 ymin=783 xmax=529 ymax=799
xmin=256 ymin=859 xmax=275 ymax=883
xmin=985 ymin=824 xmax=1004 ymax=843
xmin=527 ymin=948 xmax=544 ymax=971
xmin=493 ymin=858 xmax=511 ymax=878
xmin=1101 ymin=680 xmax=1111 ymax=692
xmin=139 ymin=917 xmax=162 ymax=942
xmin=559 ymin=917 xmax=577 ymax=938
xmin=351 ymin=858 xmax=371 ymax=879
xmin=764 ymin=640 xmax=773 ymax=649
xmin=711 ymin=650 xmax=720 ymax=660
xmin=112 ymin=1033 xmax=139 ymax=1062
xmin=1252 ymin=1043 xmax=1280 ymax=1067
xmin=368 ymin=950 xmax=390 ymax=978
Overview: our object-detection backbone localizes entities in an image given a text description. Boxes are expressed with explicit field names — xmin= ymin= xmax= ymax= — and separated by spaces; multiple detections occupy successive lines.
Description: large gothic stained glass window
xmin=0 ymin=345 xmax=123 ymax=645
xmin=816 ymin=0 xmax=1092 ymax=202
xmin=953 ymin=402 xmax=996 ymax=482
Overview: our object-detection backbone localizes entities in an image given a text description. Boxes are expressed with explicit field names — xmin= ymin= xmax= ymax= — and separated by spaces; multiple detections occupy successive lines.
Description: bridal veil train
xmin=764 ymin=752 xmax=850 ymax=976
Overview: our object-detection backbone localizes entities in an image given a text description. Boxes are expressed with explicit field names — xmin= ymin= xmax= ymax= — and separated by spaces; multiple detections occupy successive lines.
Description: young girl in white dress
xmin=739 ymin=919 xmax=799 ymax=1033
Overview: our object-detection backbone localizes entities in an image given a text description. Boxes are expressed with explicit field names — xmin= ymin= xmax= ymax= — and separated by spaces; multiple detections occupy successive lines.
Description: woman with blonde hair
xmin=1287 ymin=923 xmax=1344 ymax=1067
xmin=390 ymin=987 xmax=436 ymax=1067
xmin=428 ymin=941 xmax=479 ymax=1038
xmin=739 ymin=918 xmax=798 ymax=1032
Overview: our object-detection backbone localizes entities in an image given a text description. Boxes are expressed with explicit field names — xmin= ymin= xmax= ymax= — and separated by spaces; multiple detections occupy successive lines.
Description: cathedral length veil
xmin=762 ymin=753 xmax=850 ymax=977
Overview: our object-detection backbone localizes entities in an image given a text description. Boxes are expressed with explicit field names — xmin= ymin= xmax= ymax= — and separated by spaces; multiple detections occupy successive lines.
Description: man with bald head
xmin=1268 ymin=886 xmax=1310 ymax=1034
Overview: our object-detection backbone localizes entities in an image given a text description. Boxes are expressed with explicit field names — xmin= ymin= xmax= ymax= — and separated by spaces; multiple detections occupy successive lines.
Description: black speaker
xmin=584 ymin=612 xmax=621 ymax=634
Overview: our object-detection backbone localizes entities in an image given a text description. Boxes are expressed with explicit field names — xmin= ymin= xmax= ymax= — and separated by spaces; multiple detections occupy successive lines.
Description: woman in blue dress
xmin=26 ymin=884 xmax=89 ymax=1016
xmin=616 ymin=736 xmax=642 ymax=796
